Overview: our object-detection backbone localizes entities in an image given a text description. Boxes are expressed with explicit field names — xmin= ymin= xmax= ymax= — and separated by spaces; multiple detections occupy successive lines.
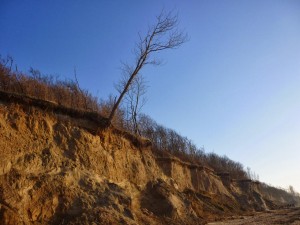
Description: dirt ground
xmin=207 ymin=207 xmax=300 ymax=225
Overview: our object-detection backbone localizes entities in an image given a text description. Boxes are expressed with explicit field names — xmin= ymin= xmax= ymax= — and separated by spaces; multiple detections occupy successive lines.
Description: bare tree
xmin=246 ymin=167 xmax=259 ymax=181
xmin=289 ymin=185 xmax=296 ymax=196
xmin=124 ymin=75 xmax=147 ymax=135
xmin=108 ymin=11 xmax=188 ymax=125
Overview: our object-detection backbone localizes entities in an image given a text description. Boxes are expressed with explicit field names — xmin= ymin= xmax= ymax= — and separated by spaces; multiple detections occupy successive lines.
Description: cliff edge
xmin=0 ymin=92 xmax=294 ymax=225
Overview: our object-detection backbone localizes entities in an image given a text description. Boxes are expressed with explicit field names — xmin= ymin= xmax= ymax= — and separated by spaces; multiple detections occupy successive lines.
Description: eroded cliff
xmin=0 ymin=94 xmax=290 ymax=225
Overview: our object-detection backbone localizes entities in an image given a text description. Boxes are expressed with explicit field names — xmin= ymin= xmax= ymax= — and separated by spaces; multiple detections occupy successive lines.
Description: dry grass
xmin=0 ymin=63 xmax=100 ymax=112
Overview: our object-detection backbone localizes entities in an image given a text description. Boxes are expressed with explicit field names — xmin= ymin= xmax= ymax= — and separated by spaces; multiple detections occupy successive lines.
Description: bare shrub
xmin=0 ymin=56 xmax=100 ymax=112
xmin=137 ymin=113 xmax=249 ymax=179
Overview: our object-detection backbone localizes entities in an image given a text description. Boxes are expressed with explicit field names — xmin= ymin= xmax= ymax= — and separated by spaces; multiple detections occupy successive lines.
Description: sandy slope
xmin=0 ymin=94 xmax=297 ymax=225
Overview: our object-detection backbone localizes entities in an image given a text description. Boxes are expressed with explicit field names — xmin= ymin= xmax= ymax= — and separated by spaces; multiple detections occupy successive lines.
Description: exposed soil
xmin=0 ymin=94 xmax=298 ymax=225
xmin=207 ymin=207 xmax=300 ymax=225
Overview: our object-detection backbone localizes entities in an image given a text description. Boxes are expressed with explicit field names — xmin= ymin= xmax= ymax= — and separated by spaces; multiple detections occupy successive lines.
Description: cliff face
xmin=0 ymin=96 xmax=290 ymax=225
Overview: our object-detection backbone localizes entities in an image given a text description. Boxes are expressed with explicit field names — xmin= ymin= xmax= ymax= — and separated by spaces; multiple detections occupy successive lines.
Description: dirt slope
xmin=207 ymin=207 xmax=300 ymax=225
xmin=0 ymin=95 xmax=293 ymax=224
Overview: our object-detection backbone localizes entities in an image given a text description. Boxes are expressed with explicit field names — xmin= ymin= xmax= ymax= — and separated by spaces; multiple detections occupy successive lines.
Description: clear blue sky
xmin=1 ymin=0 xmax=300 ymax=192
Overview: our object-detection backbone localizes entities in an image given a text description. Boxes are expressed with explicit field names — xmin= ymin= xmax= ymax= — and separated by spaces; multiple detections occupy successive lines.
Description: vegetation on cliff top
xmin=0 ymin=55 xmax=248 ymax=179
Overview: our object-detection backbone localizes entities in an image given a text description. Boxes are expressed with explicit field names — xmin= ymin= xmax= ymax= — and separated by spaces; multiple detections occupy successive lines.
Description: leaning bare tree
xmin=108 ymin=11 xmax=188 ymax=126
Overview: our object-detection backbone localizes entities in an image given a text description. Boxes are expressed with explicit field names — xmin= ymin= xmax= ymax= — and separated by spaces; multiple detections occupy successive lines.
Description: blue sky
xmin=1 ymin=0 xmax=300 ymax=191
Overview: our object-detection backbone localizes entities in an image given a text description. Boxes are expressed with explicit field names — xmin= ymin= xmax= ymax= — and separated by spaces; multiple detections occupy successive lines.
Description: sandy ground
xmin=207 ymin=208 xmax=300 ymax=225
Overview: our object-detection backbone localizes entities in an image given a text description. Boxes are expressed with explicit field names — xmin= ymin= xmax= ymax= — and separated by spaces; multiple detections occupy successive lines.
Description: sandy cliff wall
xmin=156 ymin=157 xmax=232 ymax=197
xmin=0 ymin=96 xmax=284 ymax=225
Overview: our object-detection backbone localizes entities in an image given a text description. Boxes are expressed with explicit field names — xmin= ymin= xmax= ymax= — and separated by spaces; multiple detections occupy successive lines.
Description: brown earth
xmin=0 ymin=94 xmax=296 ymax=224
xmin=207 ymin=207 xmax=300 ymax=225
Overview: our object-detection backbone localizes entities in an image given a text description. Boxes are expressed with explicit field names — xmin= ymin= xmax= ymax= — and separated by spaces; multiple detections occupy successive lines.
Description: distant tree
xmin=138 ymin=113 xmax=157 ymax=139
xmin=108 ymin=11 xmax=188 ymax=126
xmin=125 ymin=75 xmax=147 ymax=135
xmin=289 ymin=185 xmax=296 ymax=196
xmin=115 ymin=73 xmax=148 ymax=135
xmin=246 ymin=167 xmax=259 ymax=181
